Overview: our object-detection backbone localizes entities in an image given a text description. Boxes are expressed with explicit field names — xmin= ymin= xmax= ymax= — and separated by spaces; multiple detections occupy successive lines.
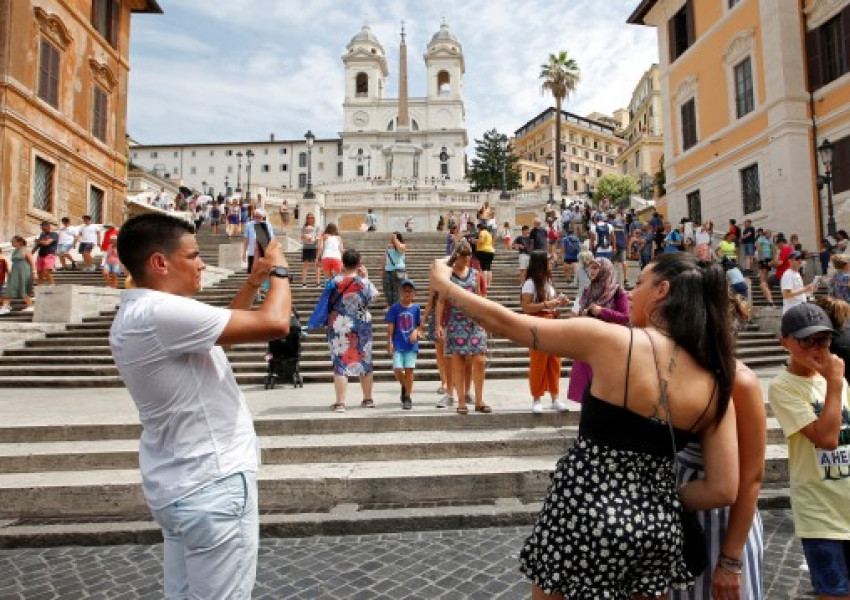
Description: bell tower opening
xmin=437 ymin=70 xmax=451 ymax=95
xmin=355 ymin=72 xmax=369 ymax=96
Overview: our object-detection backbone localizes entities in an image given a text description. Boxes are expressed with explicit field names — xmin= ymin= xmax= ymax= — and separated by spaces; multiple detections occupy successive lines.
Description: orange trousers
xmin=527 ymin=313 xmax=561 ymax=398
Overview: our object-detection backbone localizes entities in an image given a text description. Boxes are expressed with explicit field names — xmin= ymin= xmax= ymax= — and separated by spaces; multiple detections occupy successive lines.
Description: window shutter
xmin=668 ymin=18 xmax=676 ymax=64
xmin=842 ymin=6 xmax=850 ymax=77
xmin=833 ymin=136 xmax=850 ymax=194
xmin=686 ymin=0 xmax=696 ymax=46
xmin=110 ymin=0 xmax=121 ymax=47
xmin=806 ymin=28 xmax=822 ymax=91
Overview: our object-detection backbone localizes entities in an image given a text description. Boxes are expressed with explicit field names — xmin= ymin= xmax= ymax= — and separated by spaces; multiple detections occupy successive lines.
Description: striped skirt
xmin=671 ymin=444 xmax=764 ymax=600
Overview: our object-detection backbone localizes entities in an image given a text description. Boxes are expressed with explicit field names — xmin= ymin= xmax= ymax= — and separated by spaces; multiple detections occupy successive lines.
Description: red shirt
xmin=0 ymin=256 xmax=7 ymax=284
xmin=100 ymin=228 xmax=117 ymax=252
xmin=775 ymin=244 xmax=793 ymax=280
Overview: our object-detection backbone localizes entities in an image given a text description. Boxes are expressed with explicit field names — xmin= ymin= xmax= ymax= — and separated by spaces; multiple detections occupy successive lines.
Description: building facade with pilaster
xmin=0 ymin=0 xmax=161 ymax=241
xmin=629 ymin=0 xmax=850 ymax=249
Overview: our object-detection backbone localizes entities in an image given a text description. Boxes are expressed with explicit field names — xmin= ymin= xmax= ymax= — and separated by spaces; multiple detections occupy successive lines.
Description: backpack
xmin=563 ymin=234 xmax=580 ymax=260
xmin=612 ymin=221 xmax=627 ymax=250
xmin=595 ymin=223 xmax=611 ymax=251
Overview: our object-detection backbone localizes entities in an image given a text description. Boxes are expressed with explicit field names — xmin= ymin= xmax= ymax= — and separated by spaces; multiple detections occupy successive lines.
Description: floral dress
xmin=829 ymin=271 xmax=850 ymax=302
xmin=327 ymin=274 xmax=377 ymax=376
xmin=445 ymin=268 xmax=487 ymax=356
xmin=5 ymin=247 xmax=33 ymax=299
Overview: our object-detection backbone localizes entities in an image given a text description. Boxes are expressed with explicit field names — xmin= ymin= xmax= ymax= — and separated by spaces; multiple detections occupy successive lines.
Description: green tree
xmin=467 ymin=129 xmax=521 ymax=192
xmin=595 ymin=174 xmax=639 ymax=207
xmin=539 ymin=51 xmax=580 ymax=191
xmin=654 ymin=156 xmax=666 ymax=197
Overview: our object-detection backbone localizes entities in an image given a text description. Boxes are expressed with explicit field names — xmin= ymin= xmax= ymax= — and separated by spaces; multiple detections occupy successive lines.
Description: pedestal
xmin=34 ymin=285 xmax=121 ymax=324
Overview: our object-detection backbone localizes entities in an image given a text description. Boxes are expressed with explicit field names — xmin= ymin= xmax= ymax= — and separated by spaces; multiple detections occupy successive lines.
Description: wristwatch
xmin=269 ymin=266 xmax=290 ymax=280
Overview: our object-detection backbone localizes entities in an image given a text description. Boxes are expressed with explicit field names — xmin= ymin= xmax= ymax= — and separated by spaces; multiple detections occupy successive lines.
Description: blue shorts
xmin=78 ymin=242 xmax=94 ymax=254
xmin=392 ymin=350 xmax=417 ymax=369
xmin=57 ymin=243 xmax=73 ymax=255
xmin=742 ymin=243 xmax=755 ymax=257
xmin=802 ymin=538 xmax=850 ymax=596
xmin=103 ymin=263 xmax=122 ymax=275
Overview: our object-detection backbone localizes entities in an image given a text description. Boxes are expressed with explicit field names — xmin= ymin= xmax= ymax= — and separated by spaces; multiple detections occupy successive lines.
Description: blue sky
xmin=128 ymin=0 xmax=659 ymax=146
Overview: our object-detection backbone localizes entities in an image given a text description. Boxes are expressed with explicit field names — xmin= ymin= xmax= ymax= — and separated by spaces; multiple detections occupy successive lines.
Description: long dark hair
xmin=525 ymin=251 xmax=551 ymax=302
xmin=649 ymin=252 xmax=734 ymax=424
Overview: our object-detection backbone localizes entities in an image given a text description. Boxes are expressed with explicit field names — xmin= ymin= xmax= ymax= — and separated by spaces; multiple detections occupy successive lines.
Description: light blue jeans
xmin=151 ymin=471 xmax=259 ymax=600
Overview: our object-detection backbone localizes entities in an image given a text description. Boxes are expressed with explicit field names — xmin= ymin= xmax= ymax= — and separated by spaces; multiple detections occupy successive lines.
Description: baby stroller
xmin=264 ymin=310 xmax=305 ymax=389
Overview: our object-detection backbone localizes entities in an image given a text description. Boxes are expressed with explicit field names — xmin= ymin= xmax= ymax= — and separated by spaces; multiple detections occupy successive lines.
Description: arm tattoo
xmin=530 ymin=325 xmax=540 ymax=350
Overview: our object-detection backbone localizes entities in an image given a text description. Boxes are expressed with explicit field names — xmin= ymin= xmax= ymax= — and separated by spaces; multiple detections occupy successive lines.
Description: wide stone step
xmin=0 ymin=447 xmax=792 ymax=521
xmin=0 ymin=484 xmax=793 ymax=548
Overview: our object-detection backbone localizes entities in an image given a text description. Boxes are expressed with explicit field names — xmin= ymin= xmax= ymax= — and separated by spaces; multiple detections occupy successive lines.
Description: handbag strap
xmin=386 ymin=247 xmax=396 ymax=268
xmin=645 ymin=330 xmax=682 ymax=468
xmin=329 ymin=278 xmax=356 ymax=312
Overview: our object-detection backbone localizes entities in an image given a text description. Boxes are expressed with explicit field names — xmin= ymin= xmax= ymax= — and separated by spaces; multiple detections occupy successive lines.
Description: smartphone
xmin=254 ymin=222 xmax=271 ymax=257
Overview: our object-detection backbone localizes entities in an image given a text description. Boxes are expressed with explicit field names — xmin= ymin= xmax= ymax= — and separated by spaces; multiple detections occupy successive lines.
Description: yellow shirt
xmin=718 ymin=240 xmax=737 ymax=260
xmin=476 ymin=229 xmax=494 ymax=254
xmin=768 ymin=371 xmax=850 ymax=540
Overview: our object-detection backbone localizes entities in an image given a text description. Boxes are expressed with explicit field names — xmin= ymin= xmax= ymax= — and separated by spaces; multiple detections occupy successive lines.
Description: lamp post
xmin=245 ymin=149 xmax=254 ymax=202
xmin=224 ymin=175 xmax=230 ymax=196
xmin=304 ymin=130 xmax=315 ymax=199
xmin=236 ymin=151 xmax=243 ymax=192
xmin=499 ymin=134 xmax=509 ymax=200
xmin=546 ymin=155 xmax=554 ymax=203
xmin=818 ymin=138 xmax=837 ymax=237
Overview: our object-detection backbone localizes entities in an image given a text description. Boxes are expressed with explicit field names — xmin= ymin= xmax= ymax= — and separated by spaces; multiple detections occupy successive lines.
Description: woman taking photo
xmin=317 ymin=222 xmax=344 ymax=281
xmin=429 ymin=251 xmax=739 ymax=598
xmin=521 ymin=251 xmax=569 ymax=413
xmin=300 ymin=213 xmax=321 ymax=287
xmin=567 ymin=257 xmax=630 ymax=403
xmin=327 ymin=249 xmax=378 ymax=412
xmin=435 ymin=240 xmax=489 ymax=415
xmin=382 ymin=232 xmax=407 ymax=307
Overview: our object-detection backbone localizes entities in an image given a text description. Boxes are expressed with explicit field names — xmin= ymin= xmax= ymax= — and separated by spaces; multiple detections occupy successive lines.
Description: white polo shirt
xmin=79 ymin=224 xmax=100 ymax=244
xmin=109 ymin=288 xmax=259 ymax=510
xmin=781 ymin=269 xmax=806 ymax=314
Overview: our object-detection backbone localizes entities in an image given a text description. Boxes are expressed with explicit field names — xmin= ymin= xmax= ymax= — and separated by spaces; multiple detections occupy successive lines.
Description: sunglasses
xmin=797 ymin=335 xmax=832 ymax=349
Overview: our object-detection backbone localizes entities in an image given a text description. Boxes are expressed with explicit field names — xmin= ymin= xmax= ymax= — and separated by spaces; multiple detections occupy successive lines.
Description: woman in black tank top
xmin=430 ymin=252 xmax=739 ymax=599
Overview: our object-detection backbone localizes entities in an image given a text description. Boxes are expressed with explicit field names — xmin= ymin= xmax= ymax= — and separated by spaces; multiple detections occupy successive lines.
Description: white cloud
xmin=128 ymin=0 xmax=658 ymax=146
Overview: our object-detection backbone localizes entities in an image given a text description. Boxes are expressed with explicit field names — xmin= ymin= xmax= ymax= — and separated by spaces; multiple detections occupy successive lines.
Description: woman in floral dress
xmin=0 ymin=236 xmax=35 ymax=314
xmin=327 ymin=249 xmax=378 ymax=413
xmin=436 ymin=239 xmax=490 ymax=415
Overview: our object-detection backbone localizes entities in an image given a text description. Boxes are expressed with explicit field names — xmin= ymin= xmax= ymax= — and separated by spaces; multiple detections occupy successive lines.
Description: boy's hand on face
xmin=807 ymin=348 xmax=844 ymax=384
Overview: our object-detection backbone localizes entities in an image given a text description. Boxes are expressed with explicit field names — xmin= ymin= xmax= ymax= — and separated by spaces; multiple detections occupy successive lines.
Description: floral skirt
xmin=327 ymin=315 xmax=373 ymax=376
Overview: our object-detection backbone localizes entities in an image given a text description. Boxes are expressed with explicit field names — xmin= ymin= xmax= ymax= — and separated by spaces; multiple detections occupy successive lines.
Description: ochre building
xmin=0 ymin=0 xmax=161 ymax=242
xmin=629 ymin=0 xmax=850 ymax=249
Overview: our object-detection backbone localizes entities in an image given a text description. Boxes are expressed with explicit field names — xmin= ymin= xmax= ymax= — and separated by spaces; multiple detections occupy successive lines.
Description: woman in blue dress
xmin=327 ymin=249 xmax=378 ymax=413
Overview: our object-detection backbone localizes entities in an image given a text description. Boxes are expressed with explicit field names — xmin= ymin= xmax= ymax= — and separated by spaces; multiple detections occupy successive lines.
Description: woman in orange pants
xmin=520 ymin=251 xmax=570 ymax=413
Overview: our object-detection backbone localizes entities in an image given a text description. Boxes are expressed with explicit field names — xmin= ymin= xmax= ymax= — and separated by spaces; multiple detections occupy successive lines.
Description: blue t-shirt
xmin=384 ymin=302 xmax=421 ymax=352
xmin=664 ymin=229 xmax=682 ymax=253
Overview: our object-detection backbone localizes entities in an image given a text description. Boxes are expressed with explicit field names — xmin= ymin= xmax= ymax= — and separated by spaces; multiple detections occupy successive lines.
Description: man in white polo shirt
xmin=781 ymin=251 xmax=816 ymax=314
xmin=109 ymin=213 xmax=291 ymax=599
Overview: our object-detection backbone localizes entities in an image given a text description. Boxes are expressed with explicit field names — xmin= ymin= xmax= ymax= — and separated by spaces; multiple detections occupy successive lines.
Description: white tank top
xmin=322 ymin=235 xmax=342 ymax=259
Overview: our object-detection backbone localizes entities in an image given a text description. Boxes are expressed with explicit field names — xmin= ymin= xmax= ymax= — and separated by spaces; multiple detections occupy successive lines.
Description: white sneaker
xmin=21 ymin=306 xmax=34 ymax=313
xmin=0 ymin=306 xmax=10 ymax=315
xmin=531 ymin=400 xmax=544 ymax=414
xmin=436 ymin=394 xmax=454 ymax=409
xmin=552 ymin=399 xmax=569 ymax=412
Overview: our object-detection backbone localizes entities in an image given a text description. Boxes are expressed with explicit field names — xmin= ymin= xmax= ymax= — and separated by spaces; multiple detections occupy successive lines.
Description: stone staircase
xmin=0 ymin=229 xmax=795 ymax=547
xmin=0 ymin=230 xmax=789 ymax=387
xmin=0 ymin=391 xmax=792 ymax=547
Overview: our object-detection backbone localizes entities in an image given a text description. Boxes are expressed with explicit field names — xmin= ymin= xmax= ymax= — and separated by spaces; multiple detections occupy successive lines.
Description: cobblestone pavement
xmin=0 ymin=510 xmax=812 ymax=599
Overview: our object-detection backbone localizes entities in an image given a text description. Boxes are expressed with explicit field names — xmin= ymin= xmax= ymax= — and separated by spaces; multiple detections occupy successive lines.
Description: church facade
xmin=129 ymin=22 xmax=473 ymax=230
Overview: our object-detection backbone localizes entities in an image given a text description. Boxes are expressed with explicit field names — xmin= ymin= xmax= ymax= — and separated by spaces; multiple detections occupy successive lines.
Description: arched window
xmin=355 ymin=73 xmax=368 ymax=96
xmin=437 ymin=70 xmax=451 ymax=94
xmin=439 ymin=146 xmax=449 ymax=177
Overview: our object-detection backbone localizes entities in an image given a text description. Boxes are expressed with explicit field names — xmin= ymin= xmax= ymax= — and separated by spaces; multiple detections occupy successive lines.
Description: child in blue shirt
xmin=385 ymin=280 xmax=422 ymax=410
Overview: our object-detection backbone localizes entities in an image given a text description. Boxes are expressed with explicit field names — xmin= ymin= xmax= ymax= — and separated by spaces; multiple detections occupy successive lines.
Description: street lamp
xmin=499 ymin=134 xmax=509 ymax=200
xmin=224 ymin=175 xmax=230 ymax=196
xmin=818 ymin=138 xmax=837 ymax=237
xmin=236 ymin=151 xmax=243 ymax=192
xmin=304 ymin=130 xmax=315 ymax=199
xmin=546 ymin=155 xmax=554 ymax=203
xmin=245 ymin=149 xmax=254 ymax=201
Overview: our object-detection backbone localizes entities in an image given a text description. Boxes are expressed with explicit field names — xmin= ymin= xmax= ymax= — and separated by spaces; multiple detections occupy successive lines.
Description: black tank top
xmin=578 ymin=327 xmax=709 ymax=457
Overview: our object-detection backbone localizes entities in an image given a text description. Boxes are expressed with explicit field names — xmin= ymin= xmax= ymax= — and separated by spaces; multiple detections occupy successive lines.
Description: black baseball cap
xmin=781 ymin=303 xmax=837 ymax=339
xmin=400 ymin=279 xmax=417 ymax=290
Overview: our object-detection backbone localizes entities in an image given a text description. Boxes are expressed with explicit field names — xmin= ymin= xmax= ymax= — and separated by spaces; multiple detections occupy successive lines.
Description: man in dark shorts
xmin=34 ymin=220 xmax=59 ymax=286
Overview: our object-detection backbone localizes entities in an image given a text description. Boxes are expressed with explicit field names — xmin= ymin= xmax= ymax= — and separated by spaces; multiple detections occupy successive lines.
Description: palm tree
xmin=540 ymin=52 xmax=580 ymax=192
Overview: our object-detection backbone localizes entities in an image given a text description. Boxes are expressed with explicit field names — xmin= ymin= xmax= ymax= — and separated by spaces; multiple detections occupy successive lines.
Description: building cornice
xmin=804 ymin=0 xmax=846 ymax=30
xmin=627 ymin=0 xmax=659 ymax=25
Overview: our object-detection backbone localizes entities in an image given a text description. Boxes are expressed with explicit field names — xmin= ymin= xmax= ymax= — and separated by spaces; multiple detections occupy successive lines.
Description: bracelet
xmin=717 ymin=553 xmax=743 ymax=575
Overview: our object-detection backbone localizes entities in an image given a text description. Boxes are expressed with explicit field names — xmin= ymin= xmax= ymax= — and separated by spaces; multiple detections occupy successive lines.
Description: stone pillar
xmin=34 ymin=285 xmax=121 ymax=324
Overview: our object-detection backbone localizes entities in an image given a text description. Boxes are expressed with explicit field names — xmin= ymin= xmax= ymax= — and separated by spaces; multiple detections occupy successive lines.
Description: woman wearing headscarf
xmin=567 ymin=257 xmax=630 ymax=403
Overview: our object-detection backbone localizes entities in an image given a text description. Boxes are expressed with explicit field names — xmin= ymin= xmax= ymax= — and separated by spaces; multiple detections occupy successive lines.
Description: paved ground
xmin=0 ymin=510 xmax=812 ymax=599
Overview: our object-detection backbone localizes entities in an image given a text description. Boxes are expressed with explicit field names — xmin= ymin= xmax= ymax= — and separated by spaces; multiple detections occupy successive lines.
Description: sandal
xmin=360 ymin=399 xmax=375 ymax=408
xmin=456 ymin=406 xmax=469 ymax=415
xmin=331 ymin=403 xmax=346 ymax=413
xmin=474 ymin=404 xmax=493 ymax=414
